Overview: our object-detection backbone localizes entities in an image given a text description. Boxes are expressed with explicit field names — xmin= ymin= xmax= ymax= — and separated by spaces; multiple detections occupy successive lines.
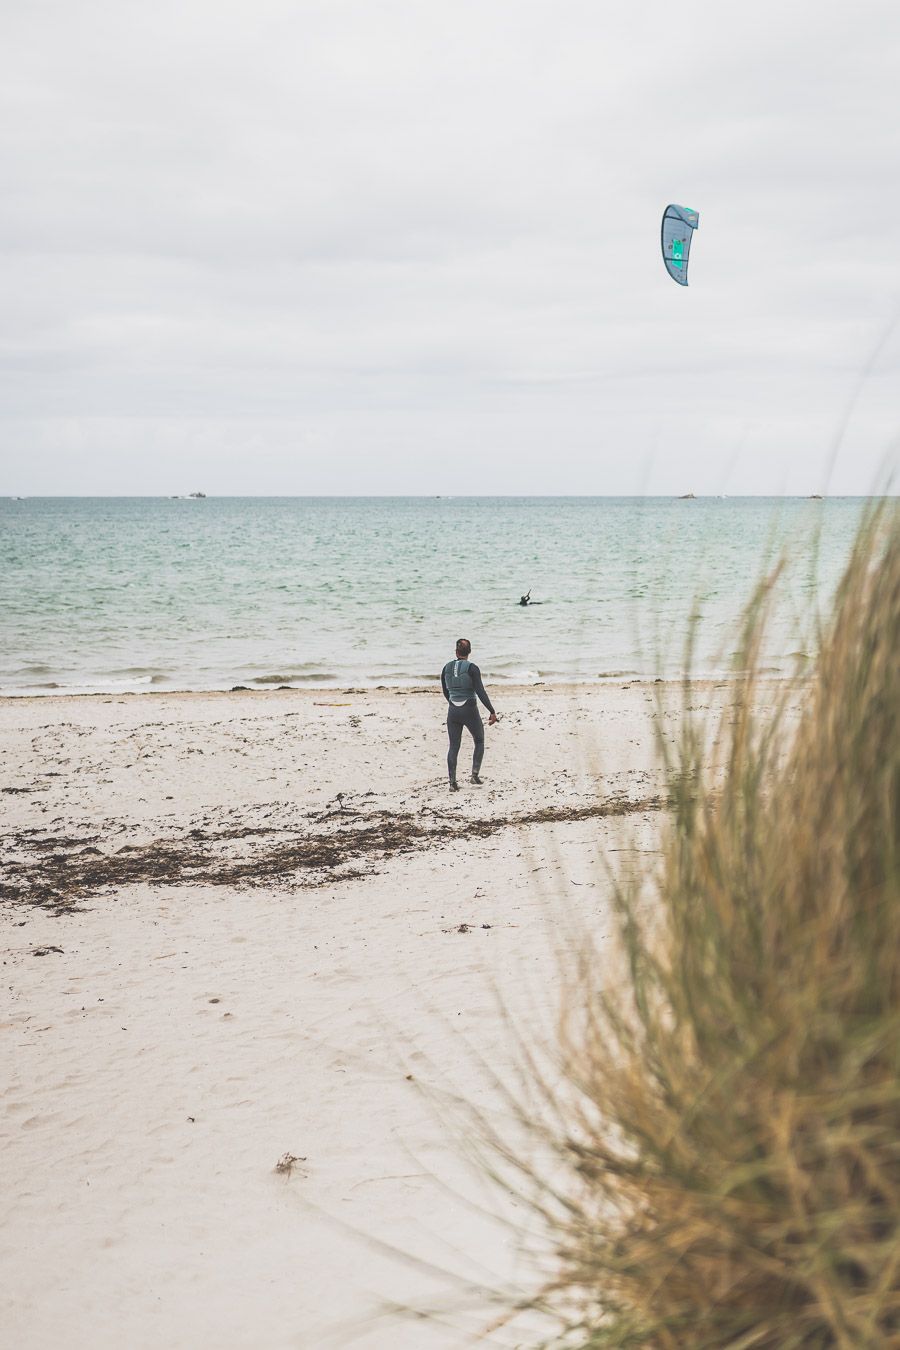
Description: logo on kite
xmin=661 ymin=204 xmax=699 ymax=286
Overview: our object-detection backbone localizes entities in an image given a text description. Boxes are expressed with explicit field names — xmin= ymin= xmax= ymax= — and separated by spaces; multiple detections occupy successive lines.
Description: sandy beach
xmin=3 ymin=0 xmax=894 ymax=1334
xmin=2 ymin=680 xmax=732 ymax=1348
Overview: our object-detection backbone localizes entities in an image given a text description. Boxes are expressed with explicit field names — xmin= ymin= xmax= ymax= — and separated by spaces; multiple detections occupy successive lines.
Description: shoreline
xmin=0 ymin=671 xmax=794 ymax=705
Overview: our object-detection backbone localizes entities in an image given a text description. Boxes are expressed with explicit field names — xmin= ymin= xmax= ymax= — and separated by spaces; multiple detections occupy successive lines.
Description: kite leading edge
xmin=661 ymin=204 xmax=699 ymax=286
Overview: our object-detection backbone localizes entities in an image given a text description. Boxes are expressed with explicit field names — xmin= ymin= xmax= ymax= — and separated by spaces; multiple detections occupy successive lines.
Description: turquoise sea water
xmin=0 ymin=497 xmax=869 ymax=696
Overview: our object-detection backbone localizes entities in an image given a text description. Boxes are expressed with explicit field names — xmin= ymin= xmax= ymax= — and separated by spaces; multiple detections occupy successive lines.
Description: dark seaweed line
xmin=1 ymin=795 xmax=665 ymax=913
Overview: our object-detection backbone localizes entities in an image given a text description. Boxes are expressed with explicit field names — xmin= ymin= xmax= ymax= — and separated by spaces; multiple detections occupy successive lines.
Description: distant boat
xmin=187 ymin=492 xmax=207 ymax=499
xmin=808 ymin=493 xmax=824 ymax=500
xmin=678 ymin=492 xmax=696 ymax=500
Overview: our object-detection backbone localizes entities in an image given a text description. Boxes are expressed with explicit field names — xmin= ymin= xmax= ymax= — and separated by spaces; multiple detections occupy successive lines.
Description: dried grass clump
xmin=518 ymin=509 xmax=900 ymax=1348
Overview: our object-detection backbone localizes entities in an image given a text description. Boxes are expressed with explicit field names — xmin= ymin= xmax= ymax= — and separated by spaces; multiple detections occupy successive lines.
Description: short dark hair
xmin=456 ymin=638 xmax=471 ymax=658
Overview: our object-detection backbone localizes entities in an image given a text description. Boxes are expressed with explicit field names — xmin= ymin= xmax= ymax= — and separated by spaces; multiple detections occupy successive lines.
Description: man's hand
xmin=488 ymin=712 xmax=498 ymax=726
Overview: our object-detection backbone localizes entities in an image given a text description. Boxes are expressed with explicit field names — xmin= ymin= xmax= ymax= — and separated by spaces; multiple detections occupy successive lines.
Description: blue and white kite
xmin=661 ymin=204 xmax=699 ymax=286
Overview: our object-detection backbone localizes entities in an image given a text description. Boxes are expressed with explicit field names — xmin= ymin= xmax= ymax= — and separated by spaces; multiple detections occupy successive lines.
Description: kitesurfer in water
xmin=519 ymin=589 xmax=531 ymax=607
xmin=441 ymin=638 xmax=497 ymax=791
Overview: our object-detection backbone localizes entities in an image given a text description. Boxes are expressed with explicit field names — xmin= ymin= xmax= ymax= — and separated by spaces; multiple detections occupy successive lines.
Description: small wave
xmin=534 ymin=669 xmax=583 ymax=679
xmin=371 ymin=671 xmax=441 ymax=681
xmin=80 ymin=680 xmax=158 ymax=691
xmin=491 ymin=669 xmax=542 ymax=682
xmin=30 ymin=674 xmax=158 ymax=693
xmin=251 ymin=672 xmax=340 ymax=685
xmin=106 ymin=666 xmax=168 ymax=678
xmin=1 ymin=678 xmax=147 ymax=696
xmin=247 ymin=661 xmax=325 ymax=674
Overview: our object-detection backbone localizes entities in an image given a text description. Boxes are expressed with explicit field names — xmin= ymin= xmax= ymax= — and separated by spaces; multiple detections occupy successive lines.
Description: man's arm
xmin=440 ymin=665 xmax=450 ymax=703
xmin=468 ymin=663 xmax=496 ymax=716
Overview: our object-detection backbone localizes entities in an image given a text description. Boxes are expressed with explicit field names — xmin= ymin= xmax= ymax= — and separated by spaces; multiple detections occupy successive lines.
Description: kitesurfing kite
xmin=661 ymin=204 xmax=699 ymax=285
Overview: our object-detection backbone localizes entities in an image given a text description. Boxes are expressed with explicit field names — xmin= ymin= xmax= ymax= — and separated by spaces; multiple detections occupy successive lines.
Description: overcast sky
xmin=2 ymin=0 xmax=898 ymax=495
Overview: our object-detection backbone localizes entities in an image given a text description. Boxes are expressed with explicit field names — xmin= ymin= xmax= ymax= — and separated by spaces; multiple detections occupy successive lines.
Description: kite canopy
xmin=661 ymin=204 xmax=699 ymax=286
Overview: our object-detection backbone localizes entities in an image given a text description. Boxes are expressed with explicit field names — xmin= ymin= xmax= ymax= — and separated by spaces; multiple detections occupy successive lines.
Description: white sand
xmin=1 ymin=683 xmax=701 ymax=1348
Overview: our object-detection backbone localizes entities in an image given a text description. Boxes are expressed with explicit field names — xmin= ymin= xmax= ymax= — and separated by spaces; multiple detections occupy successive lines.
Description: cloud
xmin=1 ymin=0 xmax=898 ymax=492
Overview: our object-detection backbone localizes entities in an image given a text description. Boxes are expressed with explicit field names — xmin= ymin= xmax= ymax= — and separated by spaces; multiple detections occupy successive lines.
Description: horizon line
xmin=2 ymin=492 xmax=884 ymax=501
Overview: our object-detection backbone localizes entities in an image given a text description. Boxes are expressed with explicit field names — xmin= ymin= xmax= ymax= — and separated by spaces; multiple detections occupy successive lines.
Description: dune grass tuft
xmin=492 ymin=507 xmax=900 ymax=1348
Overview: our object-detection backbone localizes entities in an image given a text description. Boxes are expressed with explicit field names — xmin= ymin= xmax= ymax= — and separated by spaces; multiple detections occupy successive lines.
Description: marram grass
xmin=486 ymin=507 xmax=900 ymax=1348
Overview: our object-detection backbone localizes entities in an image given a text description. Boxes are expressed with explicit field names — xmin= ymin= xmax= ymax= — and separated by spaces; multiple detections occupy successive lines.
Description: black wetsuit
xmin=441 ymin=659 xmax=496 ymax=781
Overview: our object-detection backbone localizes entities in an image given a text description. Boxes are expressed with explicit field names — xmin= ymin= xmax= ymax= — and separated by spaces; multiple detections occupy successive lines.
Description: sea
xmin=0 ymin=496 xmax=871 ymax=697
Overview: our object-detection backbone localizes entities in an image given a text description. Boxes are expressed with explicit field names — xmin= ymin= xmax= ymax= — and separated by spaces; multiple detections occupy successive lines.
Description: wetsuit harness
xmin=441 ymin=659 xmax=495 ymax=781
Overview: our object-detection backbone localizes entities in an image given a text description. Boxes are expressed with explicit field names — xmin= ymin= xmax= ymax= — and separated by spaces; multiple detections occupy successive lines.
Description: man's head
xmin=456 ymin=638 xmax=471 ymax=659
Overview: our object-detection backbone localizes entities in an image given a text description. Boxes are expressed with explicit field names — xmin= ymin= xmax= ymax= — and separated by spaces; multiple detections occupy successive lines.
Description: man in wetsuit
xmin=441 ymin=638 xmax=498 ymax=791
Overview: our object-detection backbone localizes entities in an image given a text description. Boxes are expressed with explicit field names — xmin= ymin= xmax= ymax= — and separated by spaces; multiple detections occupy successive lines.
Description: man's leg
xmin=447 ymin=708 xmax=464 ymax=785
xmin=464 ymin=703 xmax=485 ymax=777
